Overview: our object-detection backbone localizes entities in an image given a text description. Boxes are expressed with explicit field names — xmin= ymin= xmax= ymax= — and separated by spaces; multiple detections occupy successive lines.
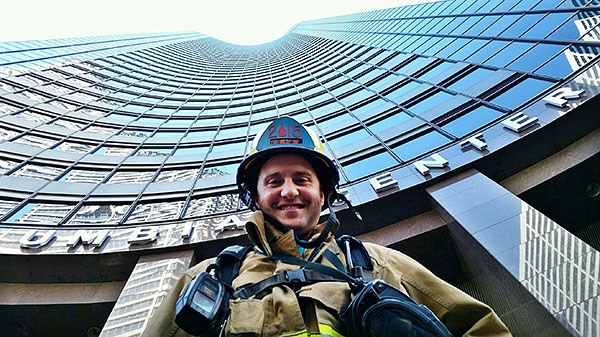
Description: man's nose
xmin=280 ymin=180 xmax=299 ymax=198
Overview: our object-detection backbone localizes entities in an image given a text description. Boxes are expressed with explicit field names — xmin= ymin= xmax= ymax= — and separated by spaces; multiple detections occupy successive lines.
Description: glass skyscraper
xmin=1 ymin=1 xmax=599 ymax=336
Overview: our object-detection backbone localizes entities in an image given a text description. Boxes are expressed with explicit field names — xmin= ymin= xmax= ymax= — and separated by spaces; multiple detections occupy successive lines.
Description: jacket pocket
xmin=226 ymin=298 xmax=264 ymax=336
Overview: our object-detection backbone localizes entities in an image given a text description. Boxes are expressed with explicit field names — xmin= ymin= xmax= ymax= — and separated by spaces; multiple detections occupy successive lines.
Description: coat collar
xmin=245 ymin=211 xmax=340 ymax=259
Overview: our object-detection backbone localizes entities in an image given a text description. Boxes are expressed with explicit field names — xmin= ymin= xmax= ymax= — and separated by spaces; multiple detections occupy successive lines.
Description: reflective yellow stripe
xmin=318 ymin=323 xmax=345 ymax=337
xmin=279 ymin=323 xmax=345 ymax=337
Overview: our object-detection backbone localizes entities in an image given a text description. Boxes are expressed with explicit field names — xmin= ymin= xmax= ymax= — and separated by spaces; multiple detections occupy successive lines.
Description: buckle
xmin=285 ymin=269 xmax=307 ymax=283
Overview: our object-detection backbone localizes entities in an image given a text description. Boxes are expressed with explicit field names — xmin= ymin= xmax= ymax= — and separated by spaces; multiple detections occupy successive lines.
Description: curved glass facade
xmin=1 ymin=1 xmax=599 ymax=228
xmin=1 ymin=1 xmax=600 ymax=337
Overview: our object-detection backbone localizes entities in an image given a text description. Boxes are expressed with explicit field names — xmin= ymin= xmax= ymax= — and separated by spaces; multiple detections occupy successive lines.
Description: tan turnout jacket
xmin=142 ymin=211 xmax=512 ymax=337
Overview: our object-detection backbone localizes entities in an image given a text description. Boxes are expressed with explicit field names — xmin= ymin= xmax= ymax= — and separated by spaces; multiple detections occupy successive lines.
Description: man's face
xmin=255 ymin=154 xmax=325 ymax=238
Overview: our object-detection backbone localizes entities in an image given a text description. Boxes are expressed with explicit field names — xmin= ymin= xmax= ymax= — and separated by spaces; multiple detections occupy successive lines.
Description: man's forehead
xmin=259 ymin=153 xmax=316 ymax=175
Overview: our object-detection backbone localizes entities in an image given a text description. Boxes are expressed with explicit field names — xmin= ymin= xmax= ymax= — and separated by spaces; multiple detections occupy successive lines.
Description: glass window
xmin=201 ymin=163 xmax=237 ymax=178
xmin=134 ymin=147 xmax=172 ymax=157
xmin=548 ymin=14 xmax=586 ymax=40
xmin=341 ymin=150 xmax=399 ymax=181
xmin=367 ymin=111 xmax=412 ymax=135
xmin=0 ymin=158 xmax=20 ymax=174
xmin=126 ymin=200 xmax=185 ymax=223
xmin=184 ymin=194 xmax=239 ymax=218
xmin=66 ymin=204 xmax=130 ymax=225
xmin=507 ymin=43 xmax=566 ymax=73
xmin=107 ymin=170 xmax=156 ymax=184
xmin=94 ymin=146 xmax=134 ymax=156
xmin=524 ymin=12 xmax=573 ymax=39
xmin=535 ymin=49 xmax=590 ymax=78
xmin=408 ymin=91 xmax=455 ymax=115
xmin=328 ymin=128 xmax=372 ymax=151
xmin=501 ymin=14 xmax=545 ymax=38
xmin=466 ymin=40 xmax=509 ymax=64
xmin=391 ymin=130 xmax=451 ymax=161
xmin=6 ymin=202 xmax=72 ymax=225
xmin=60 ymin=169 xmax=108 ymax=183
xmin=448 ymin=39 xmax=488 ymax=61
xmin=418 ymin=61 xmax=456 ymax=82
xmin=155 ymin=168 xmax=199 ymax=182
xmin=441 ymin=105 xmax=504 ymax=137
xmin=481 ymin=14 xmax=519 ymax=36
xmin=14 ymin=135 xmax=58 ymax=149
xmin=436 ymin=38 xmax=470 ymax=59
xmin=484 ymin=41 xmax=533 ymax=69
xmin=0 ymin=200 xmax=19 ymax=219
xmin=447 ymin=68 xmax=495 ymax=92
xmin=383 ymin=80 xmax=422 ymax=103
xmin=422 ymin=37 xmax=453 ymax=57
xmin=11 ymin=164 xmax=64 ymax=180
xmin=172 ymin=146 xmax=207 ymax=157
xmin=57 ymin=141 xmax=97 ymax=154
xmin=532 ymin=0 xmax=567 ymax=10
xmin=464 ymin=15 xmax=500 ymax=36
xmin=490 ymin=77 xmax=554 ymax=111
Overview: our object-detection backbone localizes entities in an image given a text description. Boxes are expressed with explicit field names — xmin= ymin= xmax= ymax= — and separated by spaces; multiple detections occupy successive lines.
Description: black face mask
xmin=341 ymin=279 xmax=454 ymax=337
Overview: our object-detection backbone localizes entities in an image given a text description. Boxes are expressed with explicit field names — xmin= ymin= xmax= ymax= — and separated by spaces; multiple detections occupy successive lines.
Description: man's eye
xmin=295 ymin=177 xmax=310 ymax=184
xmin=267 ymin=179 xmax=282 ymax=185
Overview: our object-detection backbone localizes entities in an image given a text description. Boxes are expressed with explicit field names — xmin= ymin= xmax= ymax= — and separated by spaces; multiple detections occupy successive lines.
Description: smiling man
xmin=254 ymin=154 xmax=324 ymax=239
xmin=142 ymin=116 xmax=512 ymax=337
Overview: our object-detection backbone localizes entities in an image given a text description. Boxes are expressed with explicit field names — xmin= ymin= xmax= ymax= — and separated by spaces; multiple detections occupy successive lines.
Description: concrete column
xmin=427 ymin=169 xmax=599 ymax=337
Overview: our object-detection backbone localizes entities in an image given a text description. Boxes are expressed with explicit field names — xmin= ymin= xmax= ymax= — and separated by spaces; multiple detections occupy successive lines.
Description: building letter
xmin=544 ymin=87 xmax=585 ymax=108
xmin=19 ymin=229 xmax=57 ymax=249
xmin=369 ymin=172 xmax=398 ymax=193
xmin=127 ymin=227 xmax=158 ymax=245
xmin=414 ymin=153 xmax=449 ymax=176
xmin=66 ymin=230 xmax=110 ymax=248
xmin=181 ymin=222 xmax=193 ymax=239
xmin=502 ymin=112 xmax=538 ymax=133
xmin=332 ymin=188 xmax=350 ymax=207
xmin=460 ymin=133 xmax=487 ymax=151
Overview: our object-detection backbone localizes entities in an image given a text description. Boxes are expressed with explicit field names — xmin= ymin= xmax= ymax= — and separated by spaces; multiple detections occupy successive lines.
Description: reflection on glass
xmin=11 ymin=164 xmax=63 ymax=181
xmin=184 ymin=194 xmax=239 ymax=219
xmin=391 ymin=130 xmax=451 ymax=161
xmin=67 ymin=204 xmax=129 ymax=225
xmin=107 ymin=171 xmax=156 ymax=184
xmin=7 ymin=203 xmax=72 ymax=224
xmin=14 ymin=135 xmax=57 ymax=148
xmin=57 ymin=141 xmax=96 ymax=154
xmin=517 ymin=206 xmax=600 ymax=337
xmin=341 ymin=150 xmax=399 ymax=181
xmin=489 ymin=77 xmax=554 ymax=111
xmin=441 ymin=105 xmax=504 ymax=137
xmin=60 ymin=169 xmax=108 ymax=183
xmin=0 ymin=200 xmax=19 ymax=218
xmin=127 ymin=200 xmax=185 ymax=223
xmin=155 ymin=168 xmax=199 ymax=183
xmin=0 ymin=158 xmax=20 ymax=174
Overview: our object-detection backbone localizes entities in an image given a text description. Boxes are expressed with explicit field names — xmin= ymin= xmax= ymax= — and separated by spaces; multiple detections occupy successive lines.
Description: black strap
xmin=233 ymin=268 xmax=345 ymax=299
xmin=323 ymin=248 xmax=346 ymax=272
xmin=233 ymin=252 xmax=362 ymax=299
xmin=337 ymin=235 xmax=373 ymax=271
xmin=215 ymin=245 xmax=253 ymax=287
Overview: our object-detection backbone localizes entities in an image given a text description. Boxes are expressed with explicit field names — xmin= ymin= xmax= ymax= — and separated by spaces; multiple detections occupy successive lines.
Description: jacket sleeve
xmin=366 ymin=243 xmax=512 ymax=337
xmin=140 ymin=258 xmax=215 ymax=337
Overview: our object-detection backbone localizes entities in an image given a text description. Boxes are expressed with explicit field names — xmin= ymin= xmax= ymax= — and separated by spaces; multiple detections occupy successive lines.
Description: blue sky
xmin=1 ymin=0 xmax=431 ymax=45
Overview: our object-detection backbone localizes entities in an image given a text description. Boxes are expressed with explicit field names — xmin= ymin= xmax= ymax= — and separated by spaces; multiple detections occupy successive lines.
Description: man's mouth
xmin=277 ymin=204 xmax=304 ymax=210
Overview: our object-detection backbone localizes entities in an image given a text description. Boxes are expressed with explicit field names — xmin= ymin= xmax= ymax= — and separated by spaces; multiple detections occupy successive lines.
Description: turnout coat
xmin=141 ymin=211 xmax=512 ymax=337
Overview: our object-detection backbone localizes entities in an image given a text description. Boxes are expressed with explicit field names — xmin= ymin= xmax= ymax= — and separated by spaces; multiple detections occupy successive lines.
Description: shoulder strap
xmin=214 ymin=245 xmax=253 ymax=287
xmin=233 ymin=252 xmax=362 ymax=299
xmin=336 ymin=235 xmax=373 ymax=272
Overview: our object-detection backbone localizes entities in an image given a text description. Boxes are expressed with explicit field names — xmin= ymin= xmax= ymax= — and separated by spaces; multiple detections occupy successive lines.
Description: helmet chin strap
xmin=261 ymin=191 xmax=363 ymax=249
